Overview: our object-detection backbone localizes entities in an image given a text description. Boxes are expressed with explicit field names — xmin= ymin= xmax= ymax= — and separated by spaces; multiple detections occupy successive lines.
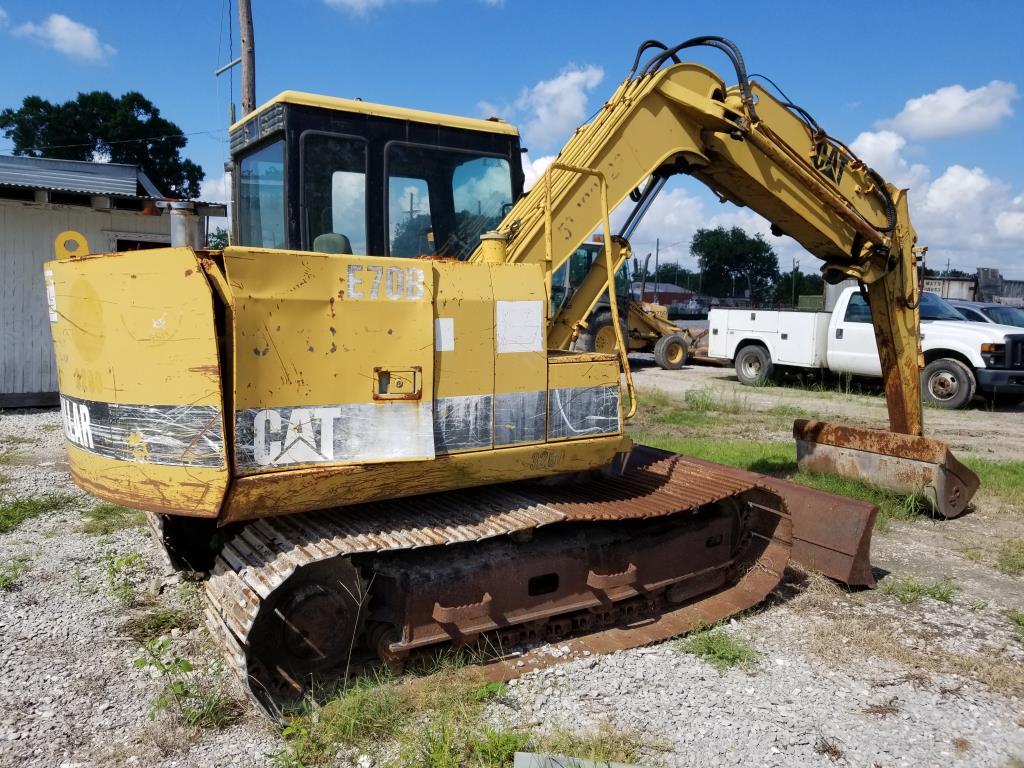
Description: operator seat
xmin=313 ymin=233 xmax=353 ymax=255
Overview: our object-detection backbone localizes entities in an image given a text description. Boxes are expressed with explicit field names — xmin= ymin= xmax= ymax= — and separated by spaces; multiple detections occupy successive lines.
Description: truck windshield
xmin=920 ymin=292 xmax=966 ymax=321
xmin=983 ymin=305 xmax=1024 ymax=327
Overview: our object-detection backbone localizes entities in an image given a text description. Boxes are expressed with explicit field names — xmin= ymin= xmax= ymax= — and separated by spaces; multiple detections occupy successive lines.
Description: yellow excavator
xmin=45 ymin=36 xmax=979 ymax=716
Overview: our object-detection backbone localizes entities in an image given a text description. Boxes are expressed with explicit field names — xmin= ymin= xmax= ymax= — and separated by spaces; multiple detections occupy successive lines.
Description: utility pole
xmin=238 ymin=0 xmax=256 ymax=115
xmin=791 ymin=257 xmax=799 ymax=307
xmin=654 ymin=238 xmax=660 ymax=303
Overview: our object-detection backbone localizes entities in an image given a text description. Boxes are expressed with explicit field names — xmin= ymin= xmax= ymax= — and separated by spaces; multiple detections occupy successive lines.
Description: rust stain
xmin=185 ymin=268 xmax=194 ymax=277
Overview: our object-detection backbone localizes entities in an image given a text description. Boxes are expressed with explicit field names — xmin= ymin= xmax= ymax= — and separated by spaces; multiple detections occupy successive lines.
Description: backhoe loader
xmin=45 ymin=36 xmax=979 ymax=715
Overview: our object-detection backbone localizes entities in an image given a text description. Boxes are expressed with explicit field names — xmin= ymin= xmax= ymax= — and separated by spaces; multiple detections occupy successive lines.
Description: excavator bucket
xmin=793 ymin=420 xmax=980 ymax=519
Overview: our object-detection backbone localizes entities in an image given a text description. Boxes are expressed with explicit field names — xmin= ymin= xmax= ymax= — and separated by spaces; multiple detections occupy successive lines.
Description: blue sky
xmin=1 ymin=0 xmax=1022 ymax=276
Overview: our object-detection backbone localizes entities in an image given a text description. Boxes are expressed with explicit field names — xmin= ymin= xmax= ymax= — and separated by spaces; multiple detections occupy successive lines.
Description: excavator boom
xmin=477 ymin=37 xmax=976 ymax=519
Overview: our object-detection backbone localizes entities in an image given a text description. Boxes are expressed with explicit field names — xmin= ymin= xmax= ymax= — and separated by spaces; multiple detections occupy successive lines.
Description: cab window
xmin=843 ymin=292 xmax=873 ymax=323
xmin=302 ymin=133 xmax=368 ymax=254
xmin=237 ymin=140 xmax=286 ymax=249
xmin=386 ymin=143 xmax=512 ymax=260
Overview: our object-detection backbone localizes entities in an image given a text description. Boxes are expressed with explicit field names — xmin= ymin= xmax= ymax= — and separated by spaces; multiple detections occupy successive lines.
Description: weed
xmin=815 ymin=734 xmax=845 ymax=761
xmin=83 ymin=503 xmax=146 ymax=535
xmin=880 ymin=574 xmax=956 ymax=604
xmin=1009 ymin=610 xmax=1024 ymax=642
xmin=0 ymin=448 xmax=24 ymax=465
xmin=471 ymin=728 xmax=531 ymax=768
xmin=653 ymin=408 xmax=708 ymax=428
xmin=0 ymin=472 xmax=9 ymax=487
xmin=684 ymin=386 xmax=748 ymax=414
xmin=0 ymin=493 xmax=77 ymax=534
xmin=531 ymin=721 xmax=653 ymax=764
xmin=766 ymin=404 xmax=804 ymax=417
xmin=813 ymin=616 xmax=1024 ymax=694
xmin=677 ymin=627 xmax=757 ymax=672
xmin=970 ymin=598 xmax=989 ymax=611
xmin=996 ymin=539 xmax=1024 ymax=576
xmin=103 ymin=549 xmax=145 ymax=604
xmin=122 ymin=607 xmax=197 ymax=643
xmin=963 ymin=459 xmax=1024 ymax=506
xmin=470 ymin=681 xmax=508 ymax=702
xmin=0 ymin=554 xmax=31 ymax=590
xmin=134 ymin=638 xmax=241 ymax=729
xmin=862 ymin=696 xmax=900 ymax=716
xmin=952 ymin=737 xmax=971 ymax=753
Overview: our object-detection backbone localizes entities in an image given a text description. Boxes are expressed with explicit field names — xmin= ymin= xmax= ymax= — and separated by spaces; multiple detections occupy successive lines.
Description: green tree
xmin=206 ymin=227 xmax=230 ymax=249
xmin=390 ymin=213 xmax=433 ymax=257
xmin=774 ymin=268 xmax=824 ymax=305
xmin=689 ymin=226 xmax=780 ymax=303
xmin=0 ymin=91 xmax=204 ymax=199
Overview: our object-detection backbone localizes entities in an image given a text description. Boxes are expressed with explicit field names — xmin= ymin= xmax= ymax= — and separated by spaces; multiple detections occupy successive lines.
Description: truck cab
xmin=709 ymin=286 xmax=1024 ymax=408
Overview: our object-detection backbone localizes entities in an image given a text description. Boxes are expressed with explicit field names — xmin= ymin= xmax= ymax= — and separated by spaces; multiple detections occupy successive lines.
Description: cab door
xmin=826 ymin=291 xmax=882 ymax=376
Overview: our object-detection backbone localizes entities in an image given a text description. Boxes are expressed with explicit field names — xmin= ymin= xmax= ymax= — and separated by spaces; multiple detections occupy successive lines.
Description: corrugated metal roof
xmin=0 ymin=155 xmax=161 ymax=197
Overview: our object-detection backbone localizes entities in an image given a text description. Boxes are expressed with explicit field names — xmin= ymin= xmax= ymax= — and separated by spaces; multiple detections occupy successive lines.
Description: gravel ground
xmin=1 ymin=399 xmax=1022 ymax=767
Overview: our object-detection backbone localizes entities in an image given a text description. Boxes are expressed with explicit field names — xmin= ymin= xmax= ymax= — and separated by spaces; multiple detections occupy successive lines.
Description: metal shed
xmin=0 ymin=155 xmax=224 ymax=407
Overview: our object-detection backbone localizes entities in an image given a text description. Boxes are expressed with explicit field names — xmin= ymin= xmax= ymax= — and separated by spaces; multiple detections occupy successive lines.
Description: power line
xmin=0 ymin=128 xmax=229 ymax=155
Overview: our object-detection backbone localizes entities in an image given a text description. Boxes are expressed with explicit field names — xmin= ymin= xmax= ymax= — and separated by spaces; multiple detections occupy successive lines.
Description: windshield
xmin=983 ymin=305 xmax=1024 ymax=327
xmin=920 ymin=292 xmax=966 ymax=321
xmin=387 ymin=144 xmax=512 ymax=260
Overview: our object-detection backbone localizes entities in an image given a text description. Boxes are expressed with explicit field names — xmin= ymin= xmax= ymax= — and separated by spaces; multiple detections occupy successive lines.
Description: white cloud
xmin=850 ymin=130 xmax=930 ymax=190
xmin=877 ymin=80 xmax=1018 ymax=139
xmin=0 ymin=8 xmax=9 ymax=29
xmin=481 ymin=64 xmax=604 ymax=151
xmin=323 ymin=0 xmax=391 ymax=13
xmin=521 ymin=153 xmax=554 ymax=191
xmin=200 ymin=172 xmax=231 ymax=234
xmin=13 ymin=14 xmax=115 ymax=62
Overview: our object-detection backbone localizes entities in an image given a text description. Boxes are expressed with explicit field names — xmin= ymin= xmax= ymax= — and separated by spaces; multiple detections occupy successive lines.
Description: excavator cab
xmin=229 ymin=92 xmax=524 ymax=259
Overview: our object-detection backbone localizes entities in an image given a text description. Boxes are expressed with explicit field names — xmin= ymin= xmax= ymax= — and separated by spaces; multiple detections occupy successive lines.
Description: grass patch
xmin=676 ymin=627 xmax=756 ymax=672
xmin=1008 ymin=610 xmax=1024 ymax=642
xmin=880 ymin=574 xmax=956 ymax=604
xmin=0 ymin=554 xmax=31 ymax=590
xmin=965 ymin=459 xmax=1024 ymax=506
xmin=531 ymin=721 xmax=651 ymax=764
xmin=653 ymin=408 xmax=708 ymax=428
xmin=766 ymin=404 xmax=804 ymax=417
xmin=83 ymin=503 xmax=146 ymax=535
xmin=811 ymin=615 xmax=1024 ymax=694
xmin=683 ymin=386 xmax=748 ymax=414
xmin=996 ymin=539 xmax=1024 ymax=576
xmin=0 ymin=493 xmax=77 ymax=534
xmin=0 ymin=472 xmax=10 ymax=487
xmin=281 ymin=665 xmax=662 ymax=768
xmin=0 ymin=448 xmax=24 ymax=465
xmin=122 ymin=607 xmax=198 ymax=643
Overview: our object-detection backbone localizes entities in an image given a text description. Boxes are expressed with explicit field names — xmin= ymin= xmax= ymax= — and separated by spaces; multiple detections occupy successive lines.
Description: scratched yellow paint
xmin=221 ymin=433 xmax=629 ymax=523
xmin=548 ymin=353 xmax=620 ymax=390
xmin=47 ymin=248 xmax=223 ymax=405
xmin=225 ymin=247 xmax=434 ymax=410
xmin=431 ymin=260 xmax=494 ymax=401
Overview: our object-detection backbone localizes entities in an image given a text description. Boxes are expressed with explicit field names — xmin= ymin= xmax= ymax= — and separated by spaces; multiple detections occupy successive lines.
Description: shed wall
xmin=0 ymin=200 xmax=171 ymax=404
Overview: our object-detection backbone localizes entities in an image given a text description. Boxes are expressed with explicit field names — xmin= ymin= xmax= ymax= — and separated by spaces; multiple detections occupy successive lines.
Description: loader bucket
xmin=793 ymin=420 xmax=979 ymax=519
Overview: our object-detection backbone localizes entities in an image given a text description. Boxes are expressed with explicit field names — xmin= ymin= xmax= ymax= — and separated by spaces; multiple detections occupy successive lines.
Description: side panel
xmin=547 ymin=354 xmax=621 ymax=441
xmin=490 ymin=263 xmax=548 ymax=447
xmin=775 ymin=312 xmax=826 ymax=367
xmin=225 ymin=247 xmax=435 ymax=474
xmin=47 ymin=248 xmax=228 ymax=517
xmin=431 ymin=261 xmax=495 ymax=455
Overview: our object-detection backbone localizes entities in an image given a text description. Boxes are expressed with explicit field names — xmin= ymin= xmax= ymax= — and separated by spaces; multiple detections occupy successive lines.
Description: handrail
xmin=544 ymin=162 xmax=637 ymax=418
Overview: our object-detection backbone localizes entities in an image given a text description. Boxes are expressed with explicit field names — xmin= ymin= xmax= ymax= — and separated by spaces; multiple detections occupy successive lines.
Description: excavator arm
xmin=472 ymin=37 xmax=977 ymax=518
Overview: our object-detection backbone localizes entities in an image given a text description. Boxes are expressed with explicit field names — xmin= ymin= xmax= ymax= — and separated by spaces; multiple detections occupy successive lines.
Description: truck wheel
xmin=921 ymin=358 xmax=975 ymax=409
xmin=654 ymin=334 xmax=688 ymax=370
xmin=735 ymin=345 xmax=773 ymax=386
xmin=577 ymin=313 xmax=628 ymax=354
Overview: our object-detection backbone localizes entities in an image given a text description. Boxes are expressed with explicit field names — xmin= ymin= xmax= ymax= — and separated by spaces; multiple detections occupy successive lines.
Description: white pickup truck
xmin=708 ymin=286 xmax=1024 ymax=409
